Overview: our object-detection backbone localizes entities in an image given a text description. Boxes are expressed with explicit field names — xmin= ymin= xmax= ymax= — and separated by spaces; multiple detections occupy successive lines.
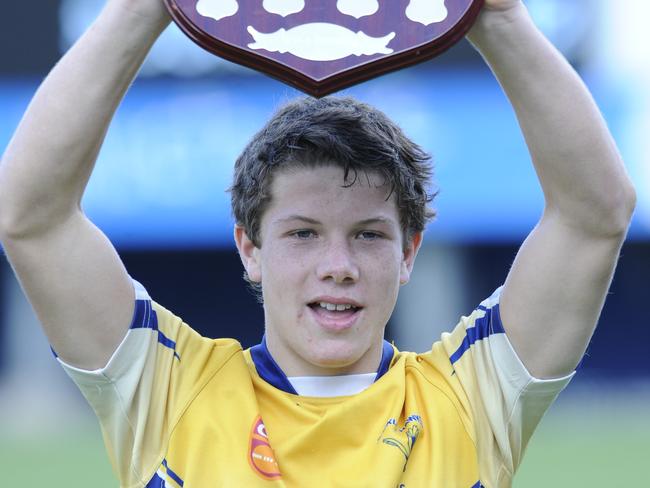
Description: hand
xmin=466 ymin=0 xmax=528 ymax=44
xmin=110 ymin=0 xmax=171 ymax=30
xmin=481 ymin=0 xmax=522 ymax=12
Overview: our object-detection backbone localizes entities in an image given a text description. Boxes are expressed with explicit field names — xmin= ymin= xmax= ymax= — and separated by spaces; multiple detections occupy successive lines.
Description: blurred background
xmin=0 ymin=0 xmax=648 ymax=486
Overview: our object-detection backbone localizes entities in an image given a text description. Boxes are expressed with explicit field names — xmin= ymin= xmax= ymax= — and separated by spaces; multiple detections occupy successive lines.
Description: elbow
xmin=624 ymin=181 xmax=637 ymax=217
xmin=0 ymin=185 xmax=15 ymax=242
xmin=597 ymin=178 xmax=637 ymax=238
xmin=0 ymin=164 xmax=82 ymax=240
xmin=0 ymin=191 xmax=26 ymax=241
xmin=0 ymin=194 xmax=76 ymax=242
xmin=552 ymin=177 xmax=637 ymax=239
xmin=0 ymin=167 xmax=21 ymax=241
xmin=0 ymin=204 xmax=28 ymax=242
xmin=614 ymin=179 xmax=636 ymax=230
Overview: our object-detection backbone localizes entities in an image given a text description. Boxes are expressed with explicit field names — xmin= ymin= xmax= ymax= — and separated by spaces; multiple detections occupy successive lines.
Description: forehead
xmin=264 ymin=165 xmax=399 ymax=224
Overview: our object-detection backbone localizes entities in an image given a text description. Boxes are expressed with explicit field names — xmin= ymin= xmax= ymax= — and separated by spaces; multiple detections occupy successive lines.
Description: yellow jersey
xmin=59 ymin=281 xmax=572 ymax=487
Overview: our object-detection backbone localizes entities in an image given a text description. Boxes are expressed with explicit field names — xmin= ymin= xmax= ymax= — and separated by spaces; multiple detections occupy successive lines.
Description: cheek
xmin=261 ymin=245 xmax=312 ymax=292
xmin=364 ymin=249 xmax=404 ymax=292
xmin=369 ymin=244 xmax=403 ymax=273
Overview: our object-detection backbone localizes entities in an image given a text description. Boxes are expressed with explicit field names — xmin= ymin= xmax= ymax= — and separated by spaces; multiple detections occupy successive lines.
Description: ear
xmin=234 ymin=225 xmax=262 ymax=283
xmin=400 ymin=231 xmax=423 ymax=285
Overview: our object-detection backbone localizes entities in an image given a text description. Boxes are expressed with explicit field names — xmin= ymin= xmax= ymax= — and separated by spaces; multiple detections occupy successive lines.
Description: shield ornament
xmin=164 ymin=0 xmax=485 ymax=97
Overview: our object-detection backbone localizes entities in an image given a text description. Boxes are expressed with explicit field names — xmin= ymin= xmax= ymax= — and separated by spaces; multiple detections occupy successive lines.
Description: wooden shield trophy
xmin=164 ymin=0 xmax=485 ymax=97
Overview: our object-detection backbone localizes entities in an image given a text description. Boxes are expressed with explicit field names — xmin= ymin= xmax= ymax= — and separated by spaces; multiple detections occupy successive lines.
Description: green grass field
xmin=1 ymin=389 xmax=648 ymax=487
xmin=515 ymin=395 xmax=649 ymax=486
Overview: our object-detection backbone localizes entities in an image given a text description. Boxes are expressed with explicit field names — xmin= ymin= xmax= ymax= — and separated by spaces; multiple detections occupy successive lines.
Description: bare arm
xmin=0 ymin=0 xmax=170 ymax=370
xmin=466 ymin=2 xmax=636 ymax=378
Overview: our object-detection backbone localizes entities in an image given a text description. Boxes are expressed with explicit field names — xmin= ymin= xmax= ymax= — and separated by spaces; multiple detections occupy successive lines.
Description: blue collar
xmin=249 ymin=337 xmax=395 ymax=395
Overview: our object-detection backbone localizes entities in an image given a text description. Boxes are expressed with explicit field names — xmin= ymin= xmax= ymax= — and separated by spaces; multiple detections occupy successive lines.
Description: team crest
xmin=248 ymin=416 xmax=282 ymax=480
xmin=164 ymin=0 xmax=484 ymax=96
xmin=379 ymin=414 xmax=423 ymax=472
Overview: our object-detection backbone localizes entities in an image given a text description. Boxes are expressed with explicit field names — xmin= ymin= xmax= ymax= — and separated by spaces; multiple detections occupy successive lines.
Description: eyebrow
xmin=356 ymin=217 xmax=394 ymax=226
xmin=274 ymin=215 xmax=321 ymax=225
xmin=274 ymin=215 xmax=395 ymax=226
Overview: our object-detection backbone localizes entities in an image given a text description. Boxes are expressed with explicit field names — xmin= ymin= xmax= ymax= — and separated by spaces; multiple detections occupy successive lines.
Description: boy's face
xmin=235 ymin=165 xmax=421 ymax=376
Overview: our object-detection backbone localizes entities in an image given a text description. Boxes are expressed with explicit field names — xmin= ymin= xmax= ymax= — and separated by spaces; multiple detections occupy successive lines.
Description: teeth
xmin=319 ymin=302 xmax=355 ymax=311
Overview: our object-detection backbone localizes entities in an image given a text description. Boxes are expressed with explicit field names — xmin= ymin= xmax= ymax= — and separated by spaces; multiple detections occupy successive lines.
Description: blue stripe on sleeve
xmin=129 ymin=300 xmax=154 ymax=332
xmin=130 ymin=299 xmax=180 ymax=360
xmin=147 ymin=460 xmax=185 ymax=487
xmin=145 ymin=472 xmax=165 ymax=488
xmin=162 ymin=459 xmax=185 ymax=487
xmin=129 ymin=299 xmax=151 ymax=330
xmin=449 ymin=303 xmax=505 ymax=365
xmin=158 ymin=329 xmax=181 ymax=361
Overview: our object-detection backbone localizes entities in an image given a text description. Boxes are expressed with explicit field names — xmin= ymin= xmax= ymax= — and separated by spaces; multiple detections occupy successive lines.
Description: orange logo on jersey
xmin=248 ymin=416 xmax=282 ymax=480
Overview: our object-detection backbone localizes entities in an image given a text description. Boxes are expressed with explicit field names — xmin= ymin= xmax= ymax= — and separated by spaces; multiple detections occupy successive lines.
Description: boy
xmin=0 ymin=0 xmax=635 ymax=486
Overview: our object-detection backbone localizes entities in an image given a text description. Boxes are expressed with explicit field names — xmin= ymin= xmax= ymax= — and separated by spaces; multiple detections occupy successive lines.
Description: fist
xmin=482 ymin=0 xmax=522 ymax=11
xmin=111 ymin=0 xmax=171 ymax=28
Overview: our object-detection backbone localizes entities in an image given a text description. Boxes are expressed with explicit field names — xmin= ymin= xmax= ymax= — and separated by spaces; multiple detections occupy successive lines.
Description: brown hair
xmin=229 ymin=96 xmax=436 ymax=291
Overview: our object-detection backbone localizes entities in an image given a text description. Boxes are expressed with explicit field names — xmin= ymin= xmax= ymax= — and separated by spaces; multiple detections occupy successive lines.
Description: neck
xmin=264 ymin=333 xmax=385 ymax=377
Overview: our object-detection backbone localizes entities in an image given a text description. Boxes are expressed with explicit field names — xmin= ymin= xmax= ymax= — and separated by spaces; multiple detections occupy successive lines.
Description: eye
xmin=291 ymin=229 xmax=317 ymax=240
xmin=357 ymin=231 xmax=382 ymax=241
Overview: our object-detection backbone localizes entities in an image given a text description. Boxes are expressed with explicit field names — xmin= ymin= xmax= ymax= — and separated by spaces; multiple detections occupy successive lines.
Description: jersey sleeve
xmin=432 ymin=287 xmax=574 ymax=486
xmin=57 ymin=280 xmax=242 ymax=488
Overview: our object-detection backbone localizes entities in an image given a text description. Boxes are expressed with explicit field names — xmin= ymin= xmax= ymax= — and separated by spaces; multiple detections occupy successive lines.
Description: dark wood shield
xmin=164 ymin=0 xmax=485 ymax=97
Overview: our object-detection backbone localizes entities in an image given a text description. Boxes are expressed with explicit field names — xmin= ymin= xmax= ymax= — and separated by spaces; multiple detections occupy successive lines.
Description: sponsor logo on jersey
xmin=379 ymin=414 xmax=423 ymax=472
xmin=248 ymin=416 xmax=282 ymax=480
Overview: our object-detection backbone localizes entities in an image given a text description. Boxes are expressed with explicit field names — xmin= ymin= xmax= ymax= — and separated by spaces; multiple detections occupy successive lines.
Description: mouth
xmin=307 ymin=300 xmax=363 ymax=332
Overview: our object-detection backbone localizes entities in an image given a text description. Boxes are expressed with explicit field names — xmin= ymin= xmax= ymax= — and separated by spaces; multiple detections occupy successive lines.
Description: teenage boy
xmin=0 ymin=0 xmax=635 ymax=486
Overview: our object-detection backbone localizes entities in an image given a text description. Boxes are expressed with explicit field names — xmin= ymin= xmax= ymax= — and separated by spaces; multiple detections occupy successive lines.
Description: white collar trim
xmin=287 ymin=372 xmax=377 ymax=397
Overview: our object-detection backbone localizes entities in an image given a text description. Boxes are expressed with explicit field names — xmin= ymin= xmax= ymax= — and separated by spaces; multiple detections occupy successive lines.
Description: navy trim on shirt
xmin=250 ymin=336 xmax=395 ymax=394
xmin=376 ymin=340 xmax=395 ymax=381
xmin=250 ymin=337 xmax=298 ymax=394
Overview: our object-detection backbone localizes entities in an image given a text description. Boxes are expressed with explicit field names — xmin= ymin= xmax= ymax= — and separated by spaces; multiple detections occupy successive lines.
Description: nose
xmin=316 ymin=239 xmax=360 ymax=284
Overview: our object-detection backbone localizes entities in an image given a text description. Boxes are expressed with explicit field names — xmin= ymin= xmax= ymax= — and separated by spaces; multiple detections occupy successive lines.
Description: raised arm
xmin=466 ymin=1 xmax=636 ymax=378
xmin=0 ymin=0 xmax=170 ymax=370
